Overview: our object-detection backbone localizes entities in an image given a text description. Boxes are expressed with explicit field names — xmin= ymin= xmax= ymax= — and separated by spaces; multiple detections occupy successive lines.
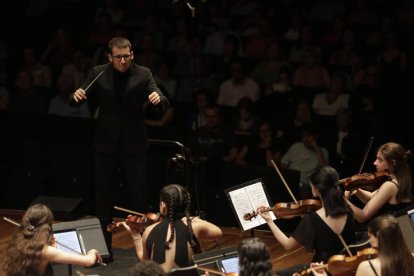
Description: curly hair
xmin=159 ymin=184 xmax=198 ymax=252
xmin=238 ymin=237 xmax=273 ymax=276
xmin=1 ymin=204 xmax=54 ymax=276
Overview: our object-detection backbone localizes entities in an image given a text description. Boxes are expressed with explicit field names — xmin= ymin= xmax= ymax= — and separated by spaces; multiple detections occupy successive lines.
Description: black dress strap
xmin=368 ymin=259 xmax=379 ymax=276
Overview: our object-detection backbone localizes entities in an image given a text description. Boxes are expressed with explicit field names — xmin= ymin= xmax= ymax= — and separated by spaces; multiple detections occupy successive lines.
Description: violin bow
xmin=2 ymin=217 xmax=107 ymax=266
xmin=271 ymin=159 xmax=298 ymax=204
xmin=113 ymin=206 xmax=145 ymax=216
xmin=337 ymin=234 xmax=353 ymax=257
xmin=357 ymin=136 xmax=374 ymax=174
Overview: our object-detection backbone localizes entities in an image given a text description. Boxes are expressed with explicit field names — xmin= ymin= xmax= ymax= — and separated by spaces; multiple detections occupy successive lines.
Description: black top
xmin=146 ymin=218 xmax=201 ymax=267
xmin=292 ymin=211 xmax=355 ymax=263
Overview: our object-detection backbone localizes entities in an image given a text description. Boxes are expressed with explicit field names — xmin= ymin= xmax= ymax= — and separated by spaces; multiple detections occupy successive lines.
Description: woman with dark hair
xmin=346 ymin=142 xmax=413 ymax=223
xmin=121 ymin=184 xmax=222 ymax=272
xmin=1 ymin=204 xmax=101 ymax=276
xmin=355 ymin=214 xmax=414 ymax=276
xmin=258 ymin=166 xmax=354 ymax=274
xmin=238 ymin=237 xmax=273 ymax=276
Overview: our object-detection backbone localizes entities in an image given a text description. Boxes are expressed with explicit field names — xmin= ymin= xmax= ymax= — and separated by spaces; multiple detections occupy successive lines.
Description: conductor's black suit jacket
xmin=74 ymin=63 xmax=169 ymax=154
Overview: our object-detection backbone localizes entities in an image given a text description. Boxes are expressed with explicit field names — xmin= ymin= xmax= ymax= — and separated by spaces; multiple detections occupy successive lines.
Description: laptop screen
xmin=53 ymin=229 xmax=84 ymax=255
xmin=217 ymin=256 xmax=239 ymax=274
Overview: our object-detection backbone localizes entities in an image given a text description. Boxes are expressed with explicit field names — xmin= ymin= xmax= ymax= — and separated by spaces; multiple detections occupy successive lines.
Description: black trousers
xmin=94 ymin=149 xmax=148 ymax=251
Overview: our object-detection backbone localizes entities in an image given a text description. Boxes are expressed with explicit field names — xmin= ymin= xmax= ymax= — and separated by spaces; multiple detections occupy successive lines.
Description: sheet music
xmin=227 ymin=181 xmax=276 ymax=231
xmin=54 ymin=230 xmax=83 ymax=254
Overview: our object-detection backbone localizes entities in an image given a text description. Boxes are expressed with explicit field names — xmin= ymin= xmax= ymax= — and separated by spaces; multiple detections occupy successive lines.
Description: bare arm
xmin=42 ymin=245 xmax=101 ymax=267
xmin=192 ymin=217 xmax=223 ymax=242
xmin=354 ymin=189 xmax=374 ymax=204
xmin=346 ymin=182 xmax=396 ymax=223
xmin=258 ymin=208 xmax=300 ymax=250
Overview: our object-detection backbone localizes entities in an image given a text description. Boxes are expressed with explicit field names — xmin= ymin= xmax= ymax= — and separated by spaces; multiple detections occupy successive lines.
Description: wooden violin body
xmin=107 ymin=213 xmax=160 ymax=233
xmin=293 ymin=248 xmax=378 ymax=276
xmin=342 ymin=171 xmax=391 ymax=191
xmin=327 ymin=247 xmax=378 ymax=276
xmin=243 ymin=199 xmax=322 ymax=220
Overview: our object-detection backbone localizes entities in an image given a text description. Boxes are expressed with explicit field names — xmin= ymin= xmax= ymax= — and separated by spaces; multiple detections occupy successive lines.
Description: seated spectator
xmin=281 ymin=123 xmax=329 ymax=199
xmin=21 ymin=47 xmax=52 ymax=89
xmin=186 ymin=104 xmax=238 ymax=162
xmin=7 ymin=69 xmax=48 ymax=114
xmin=235 ymin=121 xmax=282 ymax=168
xmin=48 ymin=74 xmax=91 ymax=118
xmin=217 ymin=59 xmax=260 ymax=121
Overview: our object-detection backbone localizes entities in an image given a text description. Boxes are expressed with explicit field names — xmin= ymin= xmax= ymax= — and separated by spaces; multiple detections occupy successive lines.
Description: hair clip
xmin=27 ymin=224 xmax=36 ymax=232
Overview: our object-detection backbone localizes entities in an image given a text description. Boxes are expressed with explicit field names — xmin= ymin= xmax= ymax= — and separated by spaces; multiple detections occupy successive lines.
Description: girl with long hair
xmin=259 ymin=166 xmax=354 ymax=275
xmin=1 ymin=204 xmax=101 ymax=276
xmin=347 ymin=142 xmax=413 ymax=223
xmin=356 ymin=214 xmax=414 ymax=276
xmin=121 ymin=184 xmax=222 ymax=272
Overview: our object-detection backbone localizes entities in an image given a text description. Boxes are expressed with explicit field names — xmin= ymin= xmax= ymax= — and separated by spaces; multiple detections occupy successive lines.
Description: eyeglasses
xmin=112 ymin=54 xmax=132 ymax=61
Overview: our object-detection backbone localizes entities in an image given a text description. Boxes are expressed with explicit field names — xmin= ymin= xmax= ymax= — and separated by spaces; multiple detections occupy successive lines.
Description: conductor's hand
xmin=148 ymin=91 xmax=160 ymax=105
xmin=73 ymin=88 xmax=87 ymax=103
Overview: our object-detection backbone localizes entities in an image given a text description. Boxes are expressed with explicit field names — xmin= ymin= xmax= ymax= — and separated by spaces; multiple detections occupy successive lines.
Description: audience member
xmin=21 ymin=47 xmax=52 ymax=89
xmin=187 ymin=104 xmax=238 ymax=162
xmin=49 ymin=74 xmax=91 ymax=118
xmin=7 ymin=69 xmax=48 ymax=114
xmin=235 ymin=121 xmax=282 ymax=168
xmin=281 ymin=122 xmax=329 ymax=199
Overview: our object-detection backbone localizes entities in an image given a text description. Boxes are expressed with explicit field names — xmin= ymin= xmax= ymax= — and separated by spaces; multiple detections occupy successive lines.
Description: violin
xmin=293 ymin=247 xmax=378 ymax=276
xmin=107 ymin=206 xmax=160 ymax=233
xmin=244 ymin=199 xmax=322 ymax=221
xmin=264 ymin=160 xmax=322 ymax=218
xmin=341 ymin=171 xmax=391 ymax=191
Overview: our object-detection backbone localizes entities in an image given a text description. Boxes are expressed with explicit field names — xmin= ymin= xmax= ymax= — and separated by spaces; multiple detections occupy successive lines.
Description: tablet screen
xmin=217 ymin=256 xmax=239 ymax=274
xmin=408 ymin=209 xmax=414 ymax=228
xmin=54 ymin=229 xmax=84 ymax=255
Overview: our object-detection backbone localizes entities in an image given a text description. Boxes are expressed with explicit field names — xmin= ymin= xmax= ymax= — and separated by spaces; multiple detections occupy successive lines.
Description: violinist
xmin=119 ymin=184 xmax=222 ymax=272
xmin=280 ymin=122 xmax=329 ymax=199
xmin=310 ymin=214 xmax=414 ymax=276
xmin=346 ymin=142 xmax=413 ymax=224
xmin=0 ymin=204 xmax=102 ymax=276
xmin=355 ymin=214 xmax=414 ymax=275
xmin=258 ymin=166 xmax=354 ymax=275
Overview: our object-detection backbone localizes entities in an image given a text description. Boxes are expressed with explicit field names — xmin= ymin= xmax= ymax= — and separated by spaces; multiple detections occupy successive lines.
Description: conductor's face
xmin=109 ymin=47 xmax=134 ymax=73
